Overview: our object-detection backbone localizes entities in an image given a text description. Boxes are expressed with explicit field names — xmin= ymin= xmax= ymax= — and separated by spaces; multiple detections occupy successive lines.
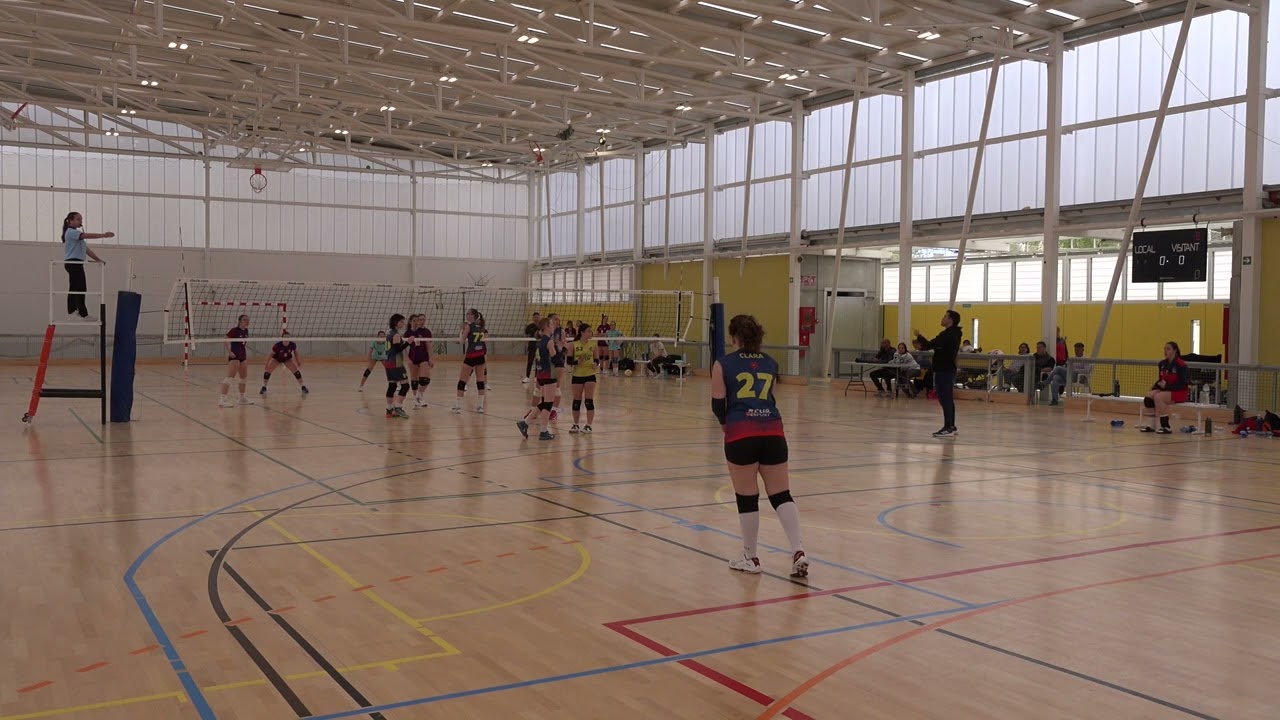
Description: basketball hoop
xmin=249 ymin=166 xmax=268 ymax=193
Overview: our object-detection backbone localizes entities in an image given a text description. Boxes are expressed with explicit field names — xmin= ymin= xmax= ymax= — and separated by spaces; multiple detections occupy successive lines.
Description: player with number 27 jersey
xmin=718 ymin=350 xmax=783 ymax=442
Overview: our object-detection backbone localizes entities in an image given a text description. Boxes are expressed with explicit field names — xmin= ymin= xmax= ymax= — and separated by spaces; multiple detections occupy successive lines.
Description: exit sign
xmin=1175 ymin=301 xmax=1191 ymax=308
xmin=1243 ymin=256 xmax=1253 ymax=266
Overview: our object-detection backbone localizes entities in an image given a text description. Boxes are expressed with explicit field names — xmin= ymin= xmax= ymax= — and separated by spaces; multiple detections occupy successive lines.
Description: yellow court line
xmin=0 ymin=691 xmax=186 ymax=720
xmin=245 ymin=506 xmax=454 ymax=647
xmin=241 ymin=508 xmax=593 ymax=624
xmin=0 ymin=647 xmax=461 ymax=720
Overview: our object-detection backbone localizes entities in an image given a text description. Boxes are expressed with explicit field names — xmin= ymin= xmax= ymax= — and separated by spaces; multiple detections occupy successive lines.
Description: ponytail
xmin=61 ymin=212 xmax=79 ymax=242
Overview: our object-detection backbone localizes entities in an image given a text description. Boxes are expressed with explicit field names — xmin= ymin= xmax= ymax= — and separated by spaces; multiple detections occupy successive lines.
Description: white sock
xmin=774 ymin=501 xmax=804 ymax=554
xmin=738 ymin=511 xmax=760 ymax=558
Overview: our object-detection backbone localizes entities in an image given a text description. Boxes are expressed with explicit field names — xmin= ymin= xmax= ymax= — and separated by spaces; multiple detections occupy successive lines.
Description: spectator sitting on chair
xmin=1033 ymin=341 xmax=1056 ymax=393
xmin=1004 ymin=342 xmax=1031 ymax=391
xmin=1046 ymin=342 xmax=1090 ymax=406
xmin=889 ymin=342 xmax=920 ymax=398
xmin=869 ymin=338 xmax=896 ymax=396
xmin=1140 ymin=341 xmax=1190 ymax=434
xmin=645 ymin=336 xmax=669 ymax=377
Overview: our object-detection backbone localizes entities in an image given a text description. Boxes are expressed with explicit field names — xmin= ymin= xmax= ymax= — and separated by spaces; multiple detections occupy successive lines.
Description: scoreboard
xmin=1131 ymin=228 xmax=1208 ymax=283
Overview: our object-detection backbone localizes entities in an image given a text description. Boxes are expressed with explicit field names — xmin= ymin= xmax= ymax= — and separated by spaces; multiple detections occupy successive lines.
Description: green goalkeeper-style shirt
xmin=370 ymin=340 xmax=389 ymax=361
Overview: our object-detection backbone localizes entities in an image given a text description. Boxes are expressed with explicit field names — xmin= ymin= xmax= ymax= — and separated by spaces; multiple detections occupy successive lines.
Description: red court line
xmin=428 ymin=566 xmax=449 ymax=573
xmin=179 ymin=630 xmax=208 ymax=639
xmin=351 ymin=584 xmax=375 ymax=592
xmin=18 ymin=681 xmax=53 ymax=694
xmin=223 ymin=617 xmax=253 ymax=626
xmin=463 ymin=559 xmax=483 ymax=566
xmin=390 ymin=575 xmax=413 ymax=582
xmin=313 ymin=594 xmax=338 ymax=602
xmin=754 ymin=550 xmax=1280 ymax=719
xmin=496 ymin=552 xmax=516 ymax=558
xmin=615 ymin=523 xmax=1280 ymax=627
xmin=75 ymin=662 xmax=108 ymax=673
xmin=129 ymin=644 xmax=160 ymax=656
xmin=607 ymin=622 xmax=815 ymax=720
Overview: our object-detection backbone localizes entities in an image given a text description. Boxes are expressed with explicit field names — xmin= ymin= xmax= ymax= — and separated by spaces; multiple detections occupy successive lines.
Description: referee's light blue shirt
xmin=63 ymin=228 xmax=86 ymax=261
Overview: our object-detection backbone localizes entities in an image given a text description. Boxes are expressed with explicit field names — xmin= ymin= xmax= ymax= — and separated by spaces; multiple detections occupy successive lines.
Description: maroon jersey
xmin=226 ymin=327 xmax=247 ymax=361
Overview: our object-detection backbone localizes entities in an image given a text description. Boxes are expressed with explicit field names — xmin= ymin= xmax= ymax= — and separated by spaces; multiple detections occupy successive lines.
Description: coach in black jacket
xmin=915 ymin=310 xmax=963 ymax=438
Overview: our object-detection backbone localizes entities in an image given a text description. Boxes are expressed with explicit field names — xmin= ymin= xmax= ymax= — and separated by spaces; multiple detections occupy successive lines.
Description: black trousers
xmin=65 ymin=263 xmax=88 ymax=317
xmin=525 ymin=342 xmax=536 ymax=377
xmin=934 ymin=370 xmax=956 ymax=429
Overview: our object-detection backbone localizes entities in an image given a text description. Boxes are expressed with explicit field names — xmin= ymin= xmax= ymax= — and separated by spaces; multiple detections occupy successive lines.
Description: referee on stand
xmin=915 ymin=309 xmax=963 ymax=439
xmin=60 ymin=211 xmax=112 ymax=322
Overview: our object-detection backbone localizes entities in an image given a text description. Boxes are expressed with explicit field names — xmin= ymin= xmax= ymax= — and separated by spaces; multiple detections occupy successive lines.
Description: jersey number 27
xmin=735 ymin=372 xmax=774 ymax=400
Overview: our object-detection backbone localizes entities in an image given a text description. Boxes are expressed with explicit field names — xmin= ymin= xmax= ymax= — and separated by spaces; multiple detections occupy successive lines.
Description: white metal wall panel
xmin=645 ymin=142 xmax=706 ymax=198
xmin=583 ymin=158 xmax=636 ymax=209
xmin=713 ymin=180 xmax=789 ymax=240
xmin=644 ymin=194 xmax=703 ymax=248
xmin=547 ymin=214 xmax=577 ymax=257
xmin=801 ymin=160 xmax=900 ymax=231
xmin=714 ymin=122 xmax=791 ymax=186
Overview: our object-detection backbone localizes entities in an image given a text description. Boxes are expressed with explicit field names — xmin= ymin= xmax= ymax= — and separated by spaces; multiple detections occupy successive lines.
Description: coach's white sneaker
xmin=729 ymin=553 xmax=762 ymax=574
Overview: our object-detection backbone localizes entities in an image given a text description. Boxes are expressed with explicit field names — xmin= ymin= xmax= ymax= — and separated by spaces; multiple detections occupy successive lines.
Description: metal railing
xmin=1065 ymin=358 xmax=1280 ymax=412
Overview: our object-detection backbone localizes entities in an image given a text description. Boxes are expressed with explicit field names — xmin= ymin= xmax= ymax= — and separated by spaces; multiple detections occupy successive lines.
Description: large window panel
xmin=882 ymin=266 xmax=899 ymax=303
xmin=987 ymin=262 xmax=1013 ymax=302
xmin=1014 ymin=261 xmax=1041 ymax=302
xmin=1212 ymin=249 xmax=1233 ymax=300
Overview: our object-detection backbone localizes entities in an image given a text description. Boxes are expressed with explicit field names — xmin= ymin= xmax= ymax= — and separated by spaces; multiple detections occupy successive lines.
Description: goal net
xmin=163 ymin=278 xmax=695 ymax=351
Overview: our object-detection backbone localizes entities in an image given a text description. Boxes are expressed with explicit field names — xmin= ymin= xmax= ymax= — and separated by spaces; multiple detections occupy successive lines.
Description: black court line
xmin=68 ymin=408 xmax=103 ymax=443
xmin=528 ymin=493 xmax=1221 ymax=719
xmin=204 ymin=555 xmax=311 ymax=717
xmin=214 ymin=553 xmax=387 ymax=720
xmin=138 ymin=389 xmax=366 ymax=505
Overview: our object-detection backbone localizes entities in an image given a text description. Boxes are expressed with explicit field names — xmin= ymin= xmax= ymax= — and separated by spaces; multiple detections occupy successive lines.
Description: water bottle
xmin=1113 ymin=379 xmax=1121 ymax=397
xmin=1204 ymin=418 xmax=1212 ymax=436
xmin=1198 ymin=384 xmax=1209 ymax=404
xmin=1110 ymin=419 xmax=1124 ymax=429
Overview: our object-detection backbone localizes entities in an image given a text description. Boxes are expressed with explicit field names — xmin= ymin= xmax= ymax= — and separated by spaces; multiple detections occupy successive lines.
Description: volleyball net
xmin=163 ymin=278 xmax=695 ymax=354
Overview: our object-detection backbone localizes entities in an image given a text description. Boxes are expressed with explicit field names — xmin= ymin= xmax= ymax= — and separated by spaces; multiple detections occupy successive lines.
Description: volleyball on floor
xmin=625 ymin=369 xmax=632 ymax=376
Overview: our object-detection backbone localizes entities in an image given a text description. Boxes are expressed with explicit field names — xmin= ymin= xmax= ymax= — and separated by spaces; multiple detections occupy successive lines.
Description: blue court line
xmin=543 ymin=465 xmax=977 ymax=609
xmin=876 ymin=504 xmax=965 ymax=548
xmin=302 ymin=601 xmax=999 ymax=720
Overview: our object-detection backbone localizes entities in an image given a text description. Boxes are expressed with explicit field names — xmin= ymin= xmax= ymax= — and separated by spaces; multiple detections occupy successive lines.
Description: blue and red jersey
xmin=271 ymin=341 xmax=295 ymax=363
xmin=719 ymin=350 xmax=784 ymax=442
xmin=535 ymin=335 xmax=554 ymax=379
xmin=1158 ymin=357 xmax=1190 ymax=403
xmin=226 ymin=326 xmax=248 ymax=361
xmin=464 ymin=322 xmax=486 ymax=360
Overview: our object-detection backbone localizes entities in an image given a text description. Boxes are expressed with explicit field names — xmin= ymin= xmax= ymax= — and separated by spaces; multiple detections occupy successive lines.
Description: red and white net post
xmin=185 ymin=300 xmax=287 ymax=361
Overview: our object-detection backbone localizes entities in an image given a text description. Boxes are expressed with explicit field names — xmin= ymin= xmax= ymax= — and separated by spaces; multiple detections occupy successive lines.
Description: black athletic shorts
xmin=464 ymin=356 xmax=486 ymax=367
xmin=385 ymin=367 xmax=408 ymax=382
xmin=724 ymin=435 xmax=788 ymax=466
xmin=571 ymin=375 xmax=596 ymax=385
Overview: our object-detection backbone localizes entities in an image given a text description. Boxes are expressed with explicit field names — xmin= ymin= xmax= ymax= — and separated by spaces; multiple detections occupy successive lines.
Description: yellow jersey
xmin=571 ymin=342 xmax=596 ymax=378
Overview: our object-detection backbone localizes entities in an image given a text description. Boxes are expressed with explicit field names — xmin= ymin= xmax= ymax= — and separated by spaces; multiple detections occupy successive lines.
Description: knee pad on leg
xmin=457 ymin=380 xmax=468 ymax=392
xmin=293 ymin=371 xmax=302 ymax=380
xmin=735 ymin=493 xmax=760 ymax=514
xmin=398 ymin=383 xmax=410 ymax=397
xmin=538 ymin=401 xmax=553 ymax=411
xmin=411 ymin=380 xmax=419 ymax=392
xmin=476 ymin=381 xmax=485 ymax=391
xmin=1143 ymin=397 xmax=1155 ymax=408
xmin=262 ymin=372 xmax=271 ymax=381
xmin=572 ymin=399 xmax=582 ymax=412
xmin=421 ymin=377 xmax=431 ymax=388
xmin=768 ymin=490 xmax=794 ymax=509
xmin=363 ymin=368 xmax=372 ymax=379
xmin=386 ymin=383 xmax=397 ymax=398
xmin=584 ymin=399 xmax=594 ymax=411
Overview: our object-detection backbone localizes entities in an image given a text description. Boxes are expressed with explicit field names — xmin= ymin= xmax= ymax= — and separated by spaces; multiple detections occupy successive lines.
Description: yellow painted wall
xmin=711 ymin=255 xmax=791 ymax=348
xmin=1261 ymin=220 xmax=1280 ymax=365
xmin=883 ymin=302 xmax=1225 ymax=360
xmin=639 ymin=260 xmax=705 ymax=342
xmin=533 ymin=303 xmax=636 ymax=336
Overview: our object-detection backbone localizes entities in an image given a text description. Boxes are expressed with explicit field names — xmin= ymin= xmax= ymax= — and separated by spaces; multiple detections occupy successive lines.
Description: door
xmin=811 ymin=288 xmax=879 ymax=377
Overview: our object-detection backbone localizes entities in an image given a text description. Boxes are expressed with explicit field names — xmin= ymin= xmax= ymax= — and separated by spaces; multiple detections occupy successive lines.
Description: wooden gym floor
xmin=2 ymin=359 xmax=1279 ymax=720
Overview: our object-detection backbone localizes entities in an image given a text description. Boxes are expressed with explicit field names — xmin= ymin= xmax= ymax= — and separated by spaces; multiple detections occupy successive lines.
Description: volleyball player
xmin=453 ymin=308 xmax=487 ymax=414
xmin=595 ymin=314 xmax=611 ymax=371
xmin=260 ymin=331 xmax=308 ymax=395
xmin=568 ymin=323 xmax=598 ymax=433
xmin=407 ymin=314 xmax=434 ymax=408
xmin=384 ymin=314 xmax=411 ymax=419
xmin=711 ymin=314 xmax=807 ymax=578
xmin=606 ymin=323 xmax=623 ymax=376
xmin=359 ymin=330 xmax=388 ymax=391
xmin=219 ymin=315 xmax=254 ymax=408
xmin=548 ymin=313 xmax=566 ymax=418
xmin=517 ymin=318 xmax=556 ymax=441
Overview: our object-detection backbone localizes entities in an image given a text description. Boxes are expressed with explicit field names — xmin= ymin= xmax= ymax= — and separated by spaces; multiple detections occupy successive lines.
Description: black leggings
xmin=525 ymin=342 xmax=537 ymax=377
xmin=65 ymin=263 xmax=88 ymax=316
xmin=934 ymin=370 xmax=956 ymax=429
